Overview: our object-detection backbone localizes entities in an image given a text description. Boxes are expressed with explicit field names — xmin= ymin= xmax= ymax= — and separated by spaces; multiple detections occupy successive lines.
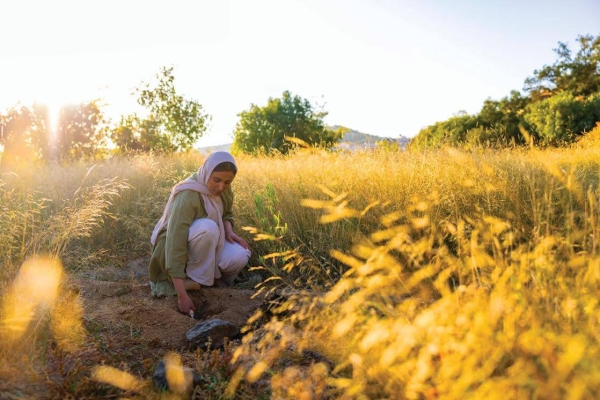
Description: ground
xmin=77 ymin=257 xmax=264 ymax=349
xmin=0 ymin=257 xmax=268 ymax=399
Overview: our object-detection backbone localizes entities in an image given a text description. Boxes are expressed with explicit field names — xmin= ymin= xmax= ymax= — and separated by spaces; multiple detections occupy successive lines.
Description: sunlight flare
xmin=1 ymin=256 xmax=63 ymax=340
xmin=92 ymin=365 xmax=143 ymax=392
xmin=164 ymin=352 xmax=194 ymax=394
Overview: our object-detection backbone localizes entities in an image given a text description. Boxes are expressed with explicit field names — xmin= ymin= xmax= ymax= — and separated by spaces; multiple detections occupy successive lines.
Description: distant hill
xmin=195 ymin=126 xmax=410 ymax=153
xmin=329 ymin=125 xmax=410 ymax=150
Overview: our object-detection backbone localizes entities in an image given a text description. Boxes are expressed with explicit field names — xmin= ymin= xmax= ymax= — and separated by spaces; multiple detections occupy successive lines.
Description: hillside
xmin=196 ymin=127 xmax=410 ymax=153
xmin=329 ymin=125 xmax=411 ymax=150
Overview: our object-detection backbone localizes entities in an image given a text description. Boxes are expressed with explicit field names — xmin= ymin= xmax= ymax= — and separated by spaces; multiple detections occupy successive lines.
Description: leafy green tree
xmin=524 ymin=34 xmax=600 ymax=99
xmin=232 ymin=91 xmax=342 ymax=154
xmin=0 ymin=104 xmax=50 ymax=168
xmin=411 ymin=113 xmax=478 ymax=148
xmin=111 ymin=66 xmax=210 ymax=153
xmin=473 ymin=90 xmax=531 ymax=146
xmin=414 ymin=34 xmax=600 ymax=148
xmin=523 ymin=91 xmax=600 ymax=146
xmin=110 ymin=115 xmax=167 ymax=152
xmin=55 ymin=100 xmax=109 ymax=160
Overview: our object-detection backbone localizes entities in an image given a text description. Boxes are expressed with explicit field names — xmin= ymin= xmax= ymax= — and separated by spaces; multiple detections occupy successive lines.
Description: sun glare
xmin=41 ymin=100 xmax=62 ymax=151
xmin=46 ymin=101 xmax=61 ymax=134
xmin=1 ymin=256 xmax=63 ymax=341
xmin=26 ymin=96 xmax=64 ymax=152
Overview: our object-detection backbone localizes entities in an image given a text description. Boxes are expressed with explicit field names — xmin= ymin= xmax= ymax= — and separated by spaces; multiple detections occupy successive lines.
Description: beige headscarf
xmin=150 ymin=152 xmax=237 ymax=258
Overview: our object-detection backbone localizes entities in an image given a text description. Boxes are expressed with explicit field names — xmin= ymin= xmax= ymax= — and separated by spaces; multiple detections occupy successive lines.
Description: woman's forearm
xmin=172 ymin=277 xmax=187 ymax=297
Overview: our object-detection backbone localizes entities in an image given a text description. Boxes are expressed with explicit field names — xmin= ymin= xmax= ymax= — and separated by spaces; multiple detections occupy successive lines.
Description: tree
xmin=410 ymin=113 xmax=478 ymax=148
xmin=0 ymin=104 xmax=50 ymax=169
xmin=414 ymin=34 xmax=600 ymax=149
xmin=473 ymin=90 xmax=531 ymax=146
xmin=524 ymin=34 xmax=600 ymax=99
xmin=111 ymin=66 xmax=210 ymax=153
xmin=232 ymin=91 xmax=342 ymax=154
xmin=110 ymin=114 xmax=167 ymax=152
xmin=523 ymin=91 xmax=600 ymax=146
xmin=55 ymin=100 xmax=108 ymax=160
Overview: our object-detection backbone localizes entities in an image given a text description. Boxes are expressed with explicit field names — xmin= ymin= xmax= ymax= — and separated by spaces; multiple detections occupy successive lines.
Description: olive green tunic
xmin=149 ymin=186 xmax=234 ymax=295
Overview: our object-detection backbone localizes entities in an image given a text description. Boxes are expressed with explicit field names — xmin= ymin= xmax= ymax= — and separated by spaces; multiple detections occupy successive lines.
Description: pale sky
xmin=1 ymin=0 xmax=599 ymax=147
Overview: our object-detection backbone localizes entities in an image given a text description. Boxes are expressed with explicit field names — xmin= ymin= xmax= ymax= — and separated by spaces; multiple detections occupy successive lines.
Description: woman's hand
xmin=177 ymin=293 xmax=196 ymax=316
xmin=172 ymin=277 xmax=196 ymax=316
xmin=224 ymin=220 xmax=249 ymax=249
xmin=227 ymin=231 xmax=249 ymax=249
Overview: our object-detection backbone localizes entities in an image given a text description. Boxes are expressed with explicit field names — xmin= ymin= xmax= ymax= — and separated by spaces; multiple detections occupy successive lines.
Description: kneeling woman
xmin=149 ymin=151 xmax=251 ymax=316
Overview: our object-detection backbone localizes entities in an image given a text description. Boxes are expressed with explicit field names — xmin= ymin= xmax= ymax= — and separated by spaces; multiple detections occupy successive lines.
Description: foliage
xmin=111 ymin=66 xmax=210 ymax=153
xmin=412 ymin=91 xmax=533 ymax=149
xmin=232 ymin=90 xmax=343 ymax=154
xmin=475 ymin=90 xmax=531 ymax=146
xmin=524 ymin=34 xmax=600 ymax=99
xmin=524 ymin=91 xmax=600 ymax=146
xmin=0 ymin=103 xmax=50 ymax=168
xmin=1 ymin=67 xmax=210 ymax=161
xmin=55 ymin=100 xmax=109 ymax=160
xmin=413 ymin=33 xmax=600 ymax=148
xmin=252 ymin=183 xmax=288 ymax=239
xmin=411 ymin=112 xmax=478 ymax=148
xmin=0 ymin=101 xmax=110 ymax=165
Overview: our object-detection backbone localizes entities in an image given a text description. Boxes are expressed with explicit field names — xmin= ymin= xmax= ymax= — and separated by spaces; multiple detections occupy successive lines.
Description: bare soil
xmin=1 ymin=257 xmax=268 ymax=399
xmin=75 ymin=257 xmax=264 ymax=350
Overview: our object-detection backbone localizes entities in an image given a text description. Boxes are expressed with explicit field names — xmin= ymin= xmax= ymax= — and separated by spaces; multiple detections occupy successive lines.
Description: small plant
xmin=253 ymin=183 xmax=288 ymax=239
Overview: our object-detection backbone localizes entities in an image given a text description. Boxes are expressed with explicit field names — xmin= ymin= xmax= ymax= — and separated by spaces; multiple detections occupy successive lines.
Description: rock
xmin=186 ymin=318 xmax=240 ymax=349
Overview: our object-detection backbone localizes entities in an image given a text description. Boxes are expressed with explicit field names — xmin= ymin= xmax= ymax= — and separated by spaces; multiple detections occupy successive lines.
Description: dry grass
xmin=1 ymin=144 xmax=599 ymax=398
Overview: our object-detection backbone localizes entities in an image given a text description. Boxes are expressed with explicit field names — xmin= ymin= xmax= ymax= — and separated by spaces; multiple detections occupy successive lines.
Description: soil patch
xmin=75 ymin=275 xmax=263 ymax=350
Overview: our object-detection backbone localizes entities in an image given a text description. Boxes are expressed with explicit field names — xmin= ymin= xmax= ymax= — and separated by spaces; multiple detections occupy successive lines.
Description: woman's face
xmin=207 ymin=170 xmax=235 ymax=196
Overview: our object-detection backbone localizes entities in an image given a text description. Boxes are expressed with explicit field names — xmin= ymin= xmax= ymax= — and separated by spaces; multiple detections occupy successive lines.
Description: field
xmin=1 ymin=141 xmax=600 ymax=399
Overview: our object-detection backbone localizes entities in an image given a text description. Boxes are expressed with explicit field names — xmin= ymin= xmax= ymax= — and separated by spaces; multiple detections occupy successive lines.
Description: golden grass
xmin=0 ymin=144 xmax=599 ymax=398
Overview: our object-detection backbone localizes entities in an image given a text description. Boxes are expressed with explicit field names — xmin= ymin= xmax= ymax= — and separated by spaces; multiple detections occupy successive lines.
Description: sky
xmin=1 ymin=0 xmax=599 ymax=147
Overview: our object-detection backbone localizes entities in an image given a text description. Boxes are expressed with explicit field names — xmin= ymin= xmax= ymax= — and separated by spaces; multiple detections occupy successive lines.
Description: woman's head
xmin=199 ymin=152 xmax=238 ymax=196
xmin=207 ymin=161 xmax=237 ymax=196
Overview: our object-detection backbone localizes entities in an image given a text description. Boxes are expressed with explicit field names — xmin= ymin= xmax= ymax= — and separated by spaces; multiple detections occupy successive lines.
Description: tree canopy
xmin=232 ymin=91 xmax=343 ymax=154
xmin=0 ymin=67 xmax=211 ymax=164
xmin=0 ymin=100 xmax=109 ymax=167
xmin=524 ymin=34 xmax=600 ymax=99
xmin=111 ymin=66 xmax=210 ymax=153
xmin=0 ymin=104 xmax=49 ymax=168
xmin=413 ymin=33 xmax=600 ymax=148
xmin=55 ymin=100 xmax=108 ymax=160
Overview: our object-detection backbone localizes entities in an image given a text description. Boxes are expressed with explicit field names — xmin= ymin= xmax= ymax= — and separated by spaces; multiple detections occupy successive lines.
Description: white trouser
xmin=185 ymin=218 xmax=251 ymax=286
